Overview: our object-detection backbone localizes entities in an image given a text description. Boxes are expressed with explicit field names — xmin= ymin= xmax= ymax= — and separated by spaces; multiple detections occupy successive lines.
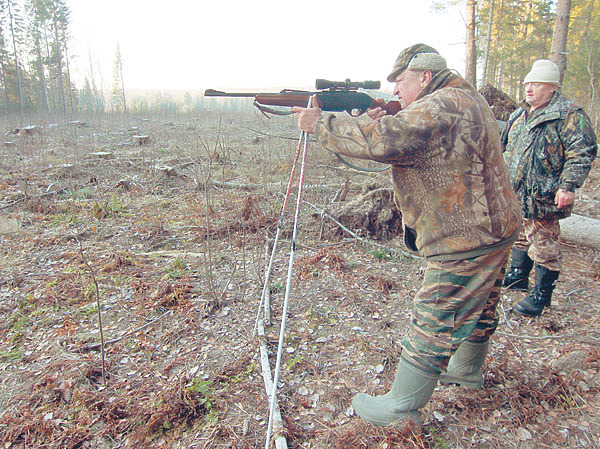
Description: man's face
xmin=393 ymin=70 xmax=428 ymax=108
xmin=524 ymin=82 xmax=557 ymax=111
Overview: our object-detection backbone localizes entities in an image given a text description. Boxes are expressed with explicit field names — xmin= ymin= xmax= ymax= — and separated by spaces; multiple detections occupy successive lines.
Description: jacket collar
xmin=520 ymin=91 xmax=565 ymax=129
xmin=519 ymin=90 xmax=563 ymax=115
xmin=414 ymin=69 xmax=469 ymax=102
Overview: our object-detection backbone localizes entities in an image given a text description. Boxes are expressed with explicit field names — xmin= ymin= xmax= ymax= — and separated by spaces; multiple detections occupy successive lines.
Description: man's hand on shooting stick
xmin=292 ymin=101 xmax=321 ymax=134
xmin=555 ymin=188 xmax=574 ymax=209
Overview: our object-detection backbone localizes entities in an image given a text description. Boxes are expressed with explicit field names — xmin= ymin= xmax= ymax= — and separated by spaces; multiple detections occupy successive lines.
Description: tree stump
xmin=133 ymin=135 xmax=149 ymax=145
xmin=17 ymin=125 xmax=41 ymax=137
xmin=155 ymin=165 xmax=176 ymax=176
xmin=478 ymin=84 xmax=518 ymax=121
xmin=69 ymin=120 xmax=88 ymax=128
xmin=91 ymin=151 xmax=114 ymax=159
xmin=319 ymin=187 xmax=403 ymax=240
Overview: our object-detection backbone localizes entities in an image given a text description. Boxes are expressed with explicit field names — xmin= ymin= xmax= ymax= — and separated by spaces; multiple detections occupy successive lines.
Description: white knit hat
xmin=407 ymin=53 xmax=447 ymax=73
xmin=523 ymin=59 xmax=560 ymax=85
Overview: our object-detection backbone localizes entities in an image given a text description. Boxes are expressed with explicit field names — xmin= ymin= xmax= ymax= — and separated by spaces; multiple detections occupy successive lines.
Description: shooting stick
xmin=253 ymin=133 xmax=304 ymax=335
xmin=259 ymin=97 xmax=312 ymax=449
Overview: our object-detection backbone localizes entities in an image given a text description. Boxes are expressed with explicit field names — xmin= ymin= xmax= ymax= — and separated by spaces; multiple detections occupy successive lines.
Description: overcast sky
xmin=67 ymin=0 xmax=466 ymax=92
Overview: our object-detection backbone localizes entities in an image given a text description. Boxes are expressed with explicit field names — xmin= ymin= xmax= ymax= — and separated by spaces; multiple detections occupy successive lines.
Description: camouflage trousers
xmin=513 ymin=218 xmax=561 ymax=271
xmin=401 ymin=246 xmax=510 ymax=375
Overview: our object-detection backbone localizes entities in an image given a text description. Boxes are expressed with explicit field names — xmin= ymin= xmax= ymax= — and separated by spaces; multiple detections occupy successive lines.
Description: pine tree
xmin=26 ymin=0 xmax=51 ymax=113
xmin=5 ymin=0 xmax=25 ymax=121
xmin=111 ymin=44 xmax=127 ymax=113
xmin=550 ymin=0 xmax=572 ymax=83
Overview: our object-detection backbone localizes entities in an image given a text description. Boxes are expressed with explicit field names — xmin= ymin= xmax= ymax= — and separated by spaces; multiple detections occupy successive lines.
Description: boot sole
xmin=352 ymin=394 xmax=423 ymax=426
xmin=513 ymin=305 xmax=547 ymax=317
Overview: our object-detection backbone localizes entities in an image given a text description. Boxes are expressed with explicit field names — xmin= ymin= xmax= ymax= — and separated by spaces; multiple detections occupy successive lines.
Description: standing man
xmin=292 ymin=44 xmax=521 ymax=426
xmin=502 ymin=59 xmax=597 ymax=317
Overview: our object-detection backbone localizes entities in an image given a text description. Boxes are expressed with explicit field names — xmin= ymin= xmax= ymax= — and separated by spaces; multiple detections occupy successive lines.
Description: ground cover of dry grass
xmin=0 ymin=111 xmax=598 ymax=448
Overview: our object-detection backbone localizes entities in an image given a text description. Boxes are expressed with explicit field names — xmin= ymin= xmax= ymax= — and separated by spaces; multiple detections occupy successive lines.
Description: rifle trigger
xmin=348 ymin=109 xmax=365 ymax=117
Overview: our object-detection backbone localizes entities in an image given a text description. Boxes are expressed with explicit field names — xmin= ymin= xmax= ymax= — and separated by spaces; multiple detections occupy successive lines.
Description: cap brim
xmin=387 ymin=68 xmax=404 ymax=83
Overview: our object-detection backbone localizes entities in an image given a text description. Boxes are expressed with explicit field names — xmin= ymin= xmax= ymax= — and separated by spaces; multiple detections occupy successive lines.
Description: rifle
xmin=205 ymin=78 xmax=401 ymax=117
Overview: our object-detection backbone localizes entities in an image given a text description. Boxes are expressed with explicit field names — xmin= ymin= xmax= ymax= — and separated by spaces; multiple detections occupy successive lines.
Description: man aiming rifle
xmin=293 ymin=43 xmax=522 ymax=426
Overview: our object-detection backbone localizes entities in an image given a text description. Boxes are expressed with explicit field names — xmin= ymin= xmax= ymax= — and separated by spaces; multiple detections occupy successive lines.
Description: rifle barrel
xmin=204 ymin=89 xmax=259 ymax=97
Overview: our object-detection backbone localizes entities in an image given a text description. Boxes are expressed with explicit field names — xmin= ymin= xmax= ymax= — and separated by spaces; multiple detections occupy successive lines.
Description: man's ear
xmin=420 ymin=70 xmax=433 ymax=86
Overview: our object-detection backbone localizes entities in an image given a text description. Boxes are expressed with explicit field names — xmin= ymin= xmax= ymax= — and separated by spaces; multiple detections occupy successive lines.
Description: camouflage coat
xmin=314 ymin=70 xmax=521 ymax=261
xmin=503 ymin=92 xmax=597 ymax=220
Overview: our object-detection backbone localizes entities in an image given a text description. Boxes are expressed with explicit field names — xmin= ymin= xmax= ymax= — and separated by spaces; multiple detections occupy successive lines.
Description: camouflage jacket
xmin=503 ymin=92 xmax=598 ymax=220
xmin=314 ymin=70 xmax=521 ymax=261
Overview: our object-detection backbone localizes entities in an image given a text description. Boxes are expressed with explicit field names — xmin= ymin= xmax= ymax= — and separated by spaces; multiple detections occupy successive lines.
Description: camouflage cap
xmin=387 ymin=43 xmax=440 ymax=82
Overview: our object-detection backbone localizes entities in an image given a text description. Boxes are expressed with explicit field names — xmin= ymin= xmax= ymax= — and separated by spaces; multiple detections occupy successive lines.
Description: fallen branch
xmin=140 ymin=250 xmax=205 ymax=258
xmin=208 ymin=178 xmax=341 ymax=191
xmin=0 ymin=187 xmax=67 ymax=210
xmin=76 ymin=237 xmax=107 ymax=386
xmin=73 ymin=310 xmax=173 ymax=352
xmin=239 ymin=125 xmax=297 ymax=141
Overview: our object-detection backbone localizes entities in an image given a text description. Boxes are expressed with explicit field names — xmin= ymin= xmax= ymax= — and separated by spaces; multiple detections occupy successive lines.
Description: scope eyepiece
xmin=315 ymin=79 xmax=381 ymax=90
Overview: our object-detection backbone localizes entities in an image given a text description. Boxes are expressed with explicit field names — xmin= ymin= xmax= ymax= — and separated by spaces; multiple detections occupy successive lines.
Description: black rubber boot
xmin=503 ymin=248 xmax=533 ymax=291
xmin=514 ymin=265 xmax=559 ymax=317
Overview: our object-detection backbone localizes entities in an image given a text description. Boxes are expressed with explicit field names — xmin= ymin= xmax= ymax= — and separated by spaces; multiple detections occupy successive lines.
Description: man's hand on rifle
xmin=292 ymin=95 xmax=322 ymax=134
xmin=366 ymin=98 xmax=389 ymax=121
xmin=293 ymin=95 xmax=393 ymax=133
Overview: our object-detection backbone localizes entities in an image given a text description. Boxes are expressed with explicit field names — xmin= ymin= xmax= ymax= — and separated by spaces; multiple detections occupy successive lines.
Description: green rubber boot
xmin=351 ymin=357 xmax=439 ymax=426
xmin=439 ymin=340 xmax=489 ymax=389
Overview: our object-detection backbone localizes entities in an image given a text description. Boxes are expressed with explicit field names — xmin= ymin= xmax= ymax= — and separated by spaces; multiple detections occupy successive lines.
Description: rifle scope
xmin=315 ymin=79 xmax=381 ymax=90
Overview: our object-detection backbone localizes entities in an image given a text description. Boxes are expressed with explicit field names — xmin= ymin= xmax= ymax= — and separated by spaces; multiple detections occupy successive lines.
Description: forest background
xmin=0 ymin=0 xmax=598 ymax=127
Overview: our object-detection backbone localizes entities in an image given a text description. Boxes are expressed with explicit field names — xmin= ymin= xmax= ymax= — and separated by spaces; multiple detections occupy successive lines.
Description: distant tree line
xmin=1 ymin=1 xmax=598 ymax=127
xmin=128 ymin=94 xmax=256 ymax=116
xmin=0 ymin=0 xmax=248 ymax=121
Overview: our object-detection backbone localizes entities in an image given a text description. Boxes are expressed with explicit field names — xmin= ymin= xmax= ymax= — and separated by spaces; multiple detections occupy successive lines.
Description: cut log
xmin=561 ymin=214 xmax=600 ymax=249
